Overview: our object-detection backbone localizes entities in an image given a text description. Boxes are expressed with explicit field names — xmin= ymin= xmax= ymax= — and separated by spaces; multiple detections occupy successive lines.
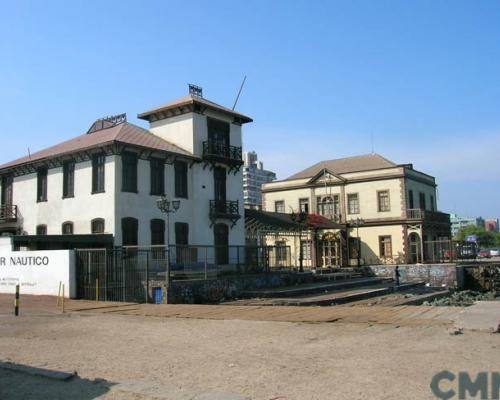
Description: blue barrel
xmin=153 ymin=287 xmax=162 ymax=304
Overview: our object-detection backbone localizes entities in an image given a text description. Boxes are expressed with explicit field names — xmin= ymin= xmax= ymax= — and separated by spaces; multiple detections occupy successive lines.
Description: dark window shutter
xmin=151 ymin=219 xmax=165 ymax=245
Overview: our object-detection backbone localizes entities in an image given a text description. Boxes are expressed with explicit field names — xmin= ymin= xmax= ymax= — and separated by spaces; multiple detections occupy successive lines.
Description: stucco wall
xmin=10 ymin=156 xmax=116 ymax=236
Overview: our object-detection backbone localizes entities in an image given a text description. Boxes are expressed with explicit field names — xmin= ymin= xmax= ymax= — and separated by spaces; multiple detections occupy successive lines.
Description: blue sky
xmin=0 ymin=0 xmax=499 ymax=217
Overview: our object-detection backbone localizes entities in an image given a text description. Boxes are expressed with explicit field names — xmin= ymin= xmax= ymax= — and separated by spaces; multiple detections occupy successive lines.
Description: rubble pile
xmin=424 ymin=290 xmax=500 ymax=307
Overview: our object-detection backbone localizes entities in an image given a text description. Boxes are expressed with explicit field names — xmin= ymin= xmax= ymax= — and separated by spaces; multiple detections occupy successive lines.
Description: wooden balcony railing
xmin=202 ymin=141 xmax=243 ymax=166
xmin=406 ymin=208 xmax=450 ymax=224
xmin=0 ymin=204 xmax=18 ymax=222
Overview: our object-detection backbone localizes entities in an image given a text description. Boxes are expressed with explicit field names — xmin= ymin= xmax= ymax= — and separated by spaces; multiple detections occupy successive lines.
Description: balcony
xmin=407 ymin=208 xmax=450 ymax=224
xmin=202 ymin=141 xmax=243 ymax=171
xmin=0 ymin=204 xmax=17 ymax=223
xmin=209 ymin=200 xmax=240 ymax=227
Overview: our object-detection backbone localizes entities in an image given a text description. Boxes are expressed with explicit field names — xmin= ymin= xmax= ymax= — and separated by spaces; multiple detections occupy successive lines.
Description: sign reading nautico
xmin=0 ymin=256 xmax=50 ymax=266
xmin=0 ymin=250 xmax=75 ymax=297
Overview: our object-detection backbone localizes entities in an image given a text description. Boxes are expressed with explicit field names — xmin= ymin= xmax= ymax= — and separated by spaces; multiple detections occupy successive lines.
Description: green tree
xmin=455 ymin=225 xmax=498 ymax=247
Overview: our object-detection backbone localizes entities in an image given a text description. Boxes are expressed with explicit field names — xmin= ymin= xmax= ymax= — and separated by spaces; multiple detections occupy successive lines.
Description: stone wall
xmin=167 ymin=272 xmax=314 ymax=304
xmin=367 ymin=264 xmax=461 ymax=288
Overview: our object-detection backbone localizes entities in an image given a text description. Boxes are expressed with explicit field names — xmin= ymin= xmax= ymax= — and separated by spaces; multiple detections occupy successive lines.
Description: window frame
xmin=150 ymin=158 xmax=165 ymax=196
xmin=379 ymin=235 xmax=393 ymax=258
xmin=36 ymin=224 xmax=47 ymax=235
xmin=121 ymin=217 xmax=138 ymax=247
xmin=377 ymin=190 xmax=391 ymax=212
xmin=347 ymin=193 xmax=360 ymax=215
xmin=274 ymin=200 xmax=285 ymax=213
xmin=62 ymin=160 xmax=75 ymax=199
xmin=92 ymin=153 xmax=106 ymax=194
xmin=150 ymin=219 xmax=166 ymax=246
xmin=121 ymin=151 xmax=138 ymax=193
xmin=299 ymin=198 xmax=309 ymax=213
xmin=36 ymin=167 xmax=48 ymax=203
xmin=91 ymin=218 xmax=105 ymax=234
xmin=62 ymin=221 xmax=74 ymax=235
xmin=174 ymin=161 xmax=188 ymax=199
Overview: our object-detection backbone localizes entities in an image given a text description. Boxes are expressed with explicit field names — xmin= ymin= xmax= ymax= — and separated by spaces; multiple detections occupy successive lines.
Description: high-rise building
xmin=450 ymin=214 xmax=484 ymax=237
xmin=243 ymin=151 xmax=276 ymax=209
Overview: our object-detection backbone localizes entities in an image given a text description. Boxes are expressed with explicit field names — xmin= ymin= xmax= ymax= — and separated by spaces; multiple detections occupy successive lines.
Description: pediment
xmin=308 ymin=168 xmax=346 ymax=184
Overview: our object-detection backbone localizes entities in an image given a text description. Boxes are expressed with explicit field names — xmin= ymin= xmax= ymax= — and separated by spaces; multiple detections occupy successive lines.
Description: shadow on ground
xmin=0 ymin=361 xmax=114 ymax=400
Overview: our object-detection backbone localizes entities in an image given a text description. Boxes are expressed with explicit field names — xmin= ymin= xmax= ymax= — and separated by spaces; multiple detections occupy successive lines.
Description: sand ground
xmin=0 ymin=295 xmax=499 ymax=400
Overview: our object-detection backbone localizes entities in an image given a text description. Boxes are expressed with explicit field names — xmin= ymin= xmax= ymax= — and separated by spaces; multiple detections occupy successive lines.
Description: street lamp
xmin=291 ymin=209 xmax=308 ymax=273
xmin=156 ymin=195 xmax=181 ymax=303
xmin=348 ymin=217 xmax=365 ymax=267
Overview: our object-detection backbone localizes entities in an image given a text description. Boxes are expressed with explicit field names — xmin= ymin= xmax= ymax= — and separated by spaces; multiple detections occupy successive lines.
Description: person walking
xmin=395 ymin=265 xmax=401 ymax=288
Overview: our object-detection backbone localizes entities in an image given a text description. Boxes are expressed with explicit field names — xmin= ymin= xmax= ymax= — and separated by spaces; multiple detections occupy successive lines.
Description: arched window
xmin=122 ymin=217 xmax=138 ymax=246
xmin=62 ymin=221 xmax=74 ymax=235
xmin=91 ymin=218 xmax=105 ymax=234
xmin=36 ymin=224 xmax=47 ymax=235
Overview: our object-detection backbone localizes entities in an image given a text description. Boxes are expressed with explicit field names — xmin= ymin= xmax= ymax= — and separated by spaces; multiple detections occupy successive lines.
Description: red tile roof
xmin=0 ymin=122 xmax=193 ymax=170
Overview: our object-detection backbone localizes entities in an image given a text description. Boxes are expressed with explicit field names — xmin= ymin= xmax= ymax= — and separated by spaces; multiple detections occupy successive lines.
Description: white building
xmin=0 ymin=86 xmax=252 ymax=256
xmin=242 ymin=151 xmax=276 ymax=209
xmin=450 ymin=214 xmax=484 ymax=237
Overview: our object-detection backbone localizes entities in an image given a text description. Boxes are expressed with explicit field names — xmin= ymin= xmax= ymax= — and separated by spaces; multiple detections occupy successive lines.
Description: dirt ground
xmin=0 ymin=295 xmax=499 ymax=400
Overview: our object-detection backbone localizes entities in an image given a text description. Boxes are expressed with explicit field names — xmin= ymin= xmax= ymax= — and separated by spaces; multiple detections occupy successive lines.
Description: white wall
xmin=0 ymin=250 xmax=76 ymax=297
xmin=11 ymin=156 xmax=116 ymax=236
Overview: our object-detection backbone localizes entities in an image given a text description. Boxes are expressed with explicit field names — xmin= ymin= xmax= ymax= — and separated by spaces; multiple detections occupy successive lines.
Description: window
xmin=92 ymin=153 xmax=106 ymax=193
xmin=207 ymin=117 xmax=230 ymax=147
xmin=37 ymin=167 xmax=48 ymax=202
xmin=122 ymin=151 xmax=138 ymax=193
xmin=175 ymin=222 xmax=189 ymax=246
xmin=430 ymin=195 xmax=435 ymax=211
xmin=317 ymin=195 xmax=340 ymax=218
xmin=36 ymin=225 xmax=47 ymax=235
xmin=1 ymin=175 xmax=13 ymax=205
xmin=379 ymin=236 xmax=392 ymax=258
xmin=91 ymin=218 xmax=105 ymax=234
xmin=419 ymin=192 xmax=426 ymax=210
xmin=274 ymin=200 xmax=285 ymax=213
xmin=408 ymin=190 xmax=414 ymax=209
xmin=150 ymin=219 xmax=165 ymax=245
xmin=121 ymin=217 xmax=138 ymax=246
xmin=275 ymin=240 xmax=287 ymax=263
xmin=62 ymin=160 xmax=75 ymax=198
xmin=150 ymin=158 xmax=165 ymax=195
xmin=347 ymin=193 xmax=359 ymax=214
xmin=377 ymin=191 xmax=390 ymax=212
xmin=349 ymin=237 xmax=360 ymax=259
xmin=299 ymin=198 xmax=309 ymax=213
xmin=300 ymin=240 xmax=311 ymax=260
xmin=174 ymin=161 xmax=188 ymax=198
xmin=62 ymin=221 xmax=73 ymax=235
xmin=214 ymin=223 xmax=229 ymax=265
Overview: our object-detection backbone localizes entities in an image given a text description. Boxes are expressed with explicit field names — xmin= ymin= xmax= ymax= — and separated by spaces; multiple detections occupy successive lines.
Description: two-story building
xmin=262 ymin=153 xmax=451 ymax=267
xmin=0 ymin=85 xmax=252 ymax=260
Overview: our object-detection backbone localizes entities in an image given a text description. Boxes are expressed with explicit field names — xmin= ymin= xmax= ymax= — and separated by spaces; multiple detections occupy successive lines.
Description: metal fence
xmin=423 ymin=240 xmax=479 ymax=263
xmin=75 ymin=245 xmax=292 ymax=302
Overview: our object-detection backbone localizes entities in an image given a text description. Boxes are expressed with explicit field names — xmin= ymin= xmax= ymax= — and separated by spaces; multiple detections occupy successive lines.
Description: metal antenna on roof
xmin=27 ymin=147 xmax=31 ymax=160
xmin=371 ymin=132 xmax=375 ymax=154
xmin=232 ymin=76 xmax=247 ymax=110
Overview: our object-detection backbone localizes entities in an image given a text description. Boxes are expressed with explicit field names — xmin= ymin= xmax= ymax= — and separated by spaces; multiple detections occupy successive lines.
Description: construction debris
xmin=423 ymin=290 xmax=500 ymax=307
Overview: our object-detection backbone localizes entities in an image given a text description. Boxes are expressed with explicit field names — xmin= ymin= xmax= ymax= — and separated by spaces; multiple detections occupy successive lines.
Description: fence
xmin=75 ymin=245 xmax=292 ymax=302
xmin=423 ymin=240 xmax=479 ymax=264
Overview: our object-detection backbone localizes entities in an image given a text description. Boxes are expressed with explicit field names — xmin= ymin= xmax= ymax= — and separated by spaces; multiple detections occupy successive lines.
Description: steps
xmin=240 ymin=276 xmax=391 ymax=299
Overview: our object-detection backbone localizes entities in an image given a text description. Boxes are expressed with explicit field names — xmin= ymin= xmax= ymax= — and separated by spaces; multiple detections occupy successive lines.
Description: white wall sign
xmin=0 ymin=250 xmax=76 ymax=298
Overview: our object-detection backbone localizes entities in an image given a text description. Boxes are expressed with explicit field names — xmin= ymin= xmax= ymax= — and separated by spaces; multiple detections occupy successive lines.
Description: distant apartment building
xmin=242 ymin=151 xmax=276 ymax=209
xmin=450 ymin=214 xmax=484 ymax=237
xmin=484 ymin=218 xmax=499 ymax=232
